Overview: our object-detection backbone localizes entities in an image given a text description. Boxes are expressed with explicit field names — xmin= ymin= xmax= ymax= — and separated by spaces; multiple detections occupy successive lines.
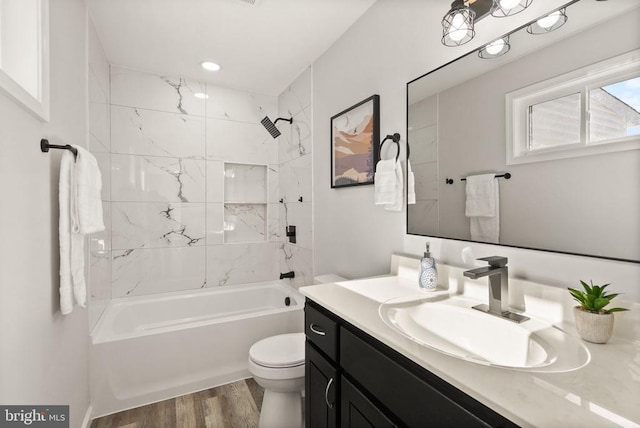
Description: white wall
xmin=0 ymin=0 xmax=91 ymax=426
xmin=312 ymin=0 xmax=640 ymax=301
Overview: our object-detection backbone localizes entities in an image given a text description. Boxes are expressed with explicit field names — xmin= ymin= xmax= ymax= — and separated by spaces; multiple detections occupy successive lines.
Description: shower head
xmin=261 ymin=116 xmax=292 ymax=139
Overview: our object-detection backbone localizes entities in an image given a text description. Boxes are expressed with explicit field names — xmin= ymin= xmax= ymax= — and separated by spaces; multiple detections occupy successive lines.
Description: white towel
xmin=58 ymin=146 xmax=104 ymax=314
xmin=374 ymin=159 xmax=403 ymax=212
xmin=73 ymin=146 xmax=105 ymax=234
xmin=465 ymin=173 xmax=497 ymax=217
xmin=407 ymin=160 xmax=416 ymax=205
xmin=465 ymin=174 xmax=499 ymax=243
xmin=59 ymin=151 xmax=74 ymax=314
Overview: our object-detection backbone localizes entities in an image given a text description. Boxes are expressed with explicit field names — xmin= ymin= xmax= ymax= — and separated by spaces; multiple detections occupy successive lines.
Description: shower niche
xmin=223 ymin=163 xmax=268 ymax=243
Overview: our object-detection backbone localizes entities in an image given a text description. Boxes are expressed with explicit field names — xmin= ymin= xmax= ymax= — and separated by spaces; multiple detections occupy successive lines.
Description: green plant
xmin=568 ymin=280 xmax=628 ymax=314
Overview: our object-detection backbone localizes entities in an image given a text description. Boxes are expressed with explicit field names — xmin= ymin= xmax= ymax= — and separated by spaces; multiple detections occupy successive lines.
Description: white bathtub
xmin=90 ymin=281 xmax=304 ymax=417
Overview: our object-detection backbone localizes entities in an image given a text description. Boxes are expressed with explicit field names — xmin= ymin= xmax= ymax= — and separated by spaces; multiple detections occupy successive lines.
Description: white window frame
xmin=506 ymin=49 xmax=640 ymax=165
xmin=0 ymin=0 xmax=49 ymax=121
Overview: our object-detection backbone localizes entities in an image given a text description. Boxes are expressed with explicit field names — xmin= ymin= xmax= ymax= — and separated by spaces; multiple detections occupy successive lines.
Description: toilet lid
xmin=249 ymin=333 xmax=305 ymax=368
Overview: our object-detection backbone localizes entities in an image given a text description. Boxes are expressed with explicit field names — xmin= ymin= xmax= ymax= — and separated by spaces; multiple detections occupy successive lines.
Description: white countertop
xmin=300 ymin=257 xmax=640 ymax=428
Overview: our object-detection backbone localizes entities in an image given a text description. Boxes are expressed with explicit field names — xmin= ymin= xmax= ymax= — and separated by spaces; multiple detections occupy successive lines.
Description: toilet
xmin=248 ymin=332 xmax=306 ymax=428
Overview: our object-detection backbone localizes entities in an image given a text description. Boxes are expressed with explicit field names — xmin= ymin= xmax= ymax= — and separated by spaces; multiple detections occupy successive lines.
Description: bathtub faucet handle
xmin=280 ymin=271 xmax=295 ymax=279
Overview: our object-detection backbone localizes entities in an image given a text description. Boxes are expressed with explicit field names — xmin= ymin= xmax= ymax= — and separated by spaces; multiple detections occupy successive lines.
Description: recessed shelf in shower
xmin=223 ymin=162 xmax=268 ymax=243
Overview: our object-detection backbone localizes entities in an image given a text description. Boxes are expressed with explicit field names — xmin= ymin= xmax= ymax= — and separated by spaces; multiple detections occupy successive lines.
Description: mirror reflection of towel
xmin=465 ymin=174 xmax=499 ymax=243
xmin=407 ymin=160 xmax=416 ymax=205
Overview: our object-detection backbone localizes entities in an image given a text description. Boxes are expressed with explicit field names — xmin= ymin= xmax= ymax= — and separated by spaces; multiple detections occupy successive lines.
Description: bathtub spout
xmin=280 ymin=271 xmax=295 ymax=279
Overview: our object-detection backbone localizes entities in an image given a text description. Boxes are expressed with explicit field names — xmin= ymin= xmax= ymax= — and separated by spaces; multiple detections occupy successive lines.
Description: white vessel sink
xmin=379 ymin=296 xmax=590 ymax=372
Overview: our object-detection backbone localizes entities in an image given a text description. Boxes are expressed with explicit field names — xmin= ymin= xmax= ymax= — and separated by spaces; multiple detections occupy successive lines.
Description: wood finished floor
xmin=90 ymin=378 xmax=264 ymax=428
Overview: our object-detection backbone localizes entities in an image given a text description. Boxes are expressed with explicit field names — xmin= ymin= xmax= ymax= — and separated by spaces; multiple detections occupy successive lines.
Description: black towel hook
xmin=40 ymin=138 xmax=77 ymax=158
xmin=379 ymin=133 xmax=401 ymax=162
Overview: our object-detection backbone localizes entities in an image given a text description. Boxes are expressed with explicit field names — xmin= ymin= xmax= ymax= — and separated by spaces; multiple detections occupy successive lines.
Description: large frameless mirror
xmin=407 ymin=0 xmax=640 ymax=262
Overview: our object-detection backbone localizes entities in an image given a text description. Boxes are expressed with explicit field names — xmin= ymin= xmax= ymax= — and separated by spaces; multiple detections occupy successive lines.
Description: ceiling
xmin=86 ymin=0 xmax=377 ymax=96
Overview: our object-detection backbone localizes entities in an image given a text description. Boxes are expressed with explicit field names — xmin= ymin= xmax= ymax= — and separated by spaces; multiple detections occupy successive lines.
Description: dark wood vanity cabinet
xmin=340 ymin=376 xmax=395 ymax=428
xmin=305 ymin=300 xmax=340 ymax=428
xmin=306 ymin=342 xmax=338 ymax=428
xmin=304 ymin=299 xmax=519 ymax=428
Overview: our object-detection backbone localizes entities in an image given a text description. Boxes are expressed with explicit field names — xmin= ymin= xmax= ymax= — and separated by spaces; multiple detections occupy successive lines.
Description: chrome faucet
xmin=463 ymin=256 xmax=529 ymax=323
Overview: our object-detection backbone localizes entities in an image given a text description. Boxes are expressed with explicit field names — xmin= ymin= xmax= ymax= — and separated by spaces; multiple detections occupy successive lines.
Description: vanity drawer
xmin=340 ymin=326 xmax=517 ymax=428
xmin=305 ymin=300 xmax=338 ymax=362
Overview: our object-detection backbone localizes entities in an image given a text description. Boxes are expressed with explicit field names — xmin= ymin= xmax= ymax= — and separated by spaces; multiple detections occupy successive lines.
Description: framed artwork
xmin=330 ymin=94 xmax=380 ymax=188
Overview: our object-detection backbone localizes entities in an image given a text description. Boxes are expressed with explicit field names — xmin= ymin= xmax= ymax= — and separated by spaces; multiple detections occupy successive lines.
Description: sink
xmin=379 ymin=296 xmax=590 ymax=372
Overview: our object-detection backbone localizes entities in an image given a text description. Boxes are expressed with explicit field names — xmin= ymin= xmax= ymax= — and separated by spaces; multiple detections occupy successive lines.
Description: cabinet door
xmin=306 ymin=341 xmax=338 ymax=428
xmin=341 ymin=376 xmax=396 ymax=428
xmin=341 ymin=327 xmax=514 ymax=427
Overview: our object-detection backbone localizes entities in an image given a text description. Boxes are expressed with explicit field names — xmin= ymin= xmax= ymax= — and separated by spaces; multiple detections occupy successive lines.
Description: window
xmin=589 ymin=78 xmax=640 ymax=143
xmin=0 ymin=0 xmax=49 ymax=121
xmin=506 ymin=50 xmax=640 ymax=165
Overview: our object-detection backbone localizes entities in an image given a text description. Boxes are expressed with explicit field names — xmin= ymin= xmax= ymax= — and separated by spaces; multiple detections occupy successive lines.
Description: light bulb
xmin=499 ymin=0 xmax=521 ymax=10
xmin=537 ymin=11 xmax=561 ymax=29
xmin=485 ymin=39 xmax=505 ymax=55
xmin=201 ymin=61 xmax=221 ymax=71
xmin=449 ymin=11 xmax=470 ymax=42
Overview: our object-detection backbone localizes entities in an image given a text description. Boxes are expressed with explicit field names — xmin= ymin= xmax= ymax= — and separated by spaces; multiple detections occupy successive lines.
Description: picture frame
xmin=330 ymin=94 xmax=380 ymax=188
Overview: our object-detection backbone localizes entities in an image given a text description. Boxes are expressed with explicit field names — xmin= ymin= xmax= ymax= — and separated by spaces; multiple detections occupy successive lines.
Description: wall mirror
xmin=407 ymin=0 xmax=640 ymax=263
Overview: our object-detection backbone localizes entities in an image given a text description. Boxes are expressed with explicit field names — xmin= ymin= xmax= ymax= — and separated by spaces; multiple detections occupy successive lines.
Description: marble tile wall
xmin=109 ymin=66 xmax=280 ymax=297
xmin=88 ymin=20 xmax=111 ymax=330
xmin=277 ymin=67 xmax=314 ymax=287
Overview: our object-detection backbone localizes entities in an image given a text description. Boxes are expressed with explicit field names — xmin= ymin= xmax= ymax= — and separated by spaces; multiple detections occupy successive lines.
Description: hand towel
xmin=384 ymin=160 xmax=403 ymax=212
xmin=59 ymin=146 xmax=104 ymax=314
xmin=374 ymin=159 xmax=403 ymax=212
xmin=59 ymin=151 xmax=87 ymax=313
xmin=407 ymin=160 xmax=416 ymax=205
xmin=72 ymin=145 xmax=105 ymax=234
xmin=59 ymin=151 xmax=75 ymax=314
xmin=465 ymin=173 xmax=497 ymax=217
xmin=374 ymin=159 xmax=397 ymax=205
xmin=465 ymin=174 xmax=499 ymax=243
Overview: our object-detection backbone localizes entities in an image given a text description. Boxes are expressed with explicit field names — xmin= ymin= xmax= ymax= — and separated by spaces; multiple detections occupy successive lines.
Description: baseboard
xmin=81 ymin=405 xmax=93 ymax=428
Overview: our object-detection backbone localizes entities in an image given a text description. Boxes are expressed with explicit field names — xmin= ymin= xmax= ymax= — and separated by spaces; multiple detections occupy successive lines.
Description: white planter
xmin=573 ymin=306 xmax=614 ymax=344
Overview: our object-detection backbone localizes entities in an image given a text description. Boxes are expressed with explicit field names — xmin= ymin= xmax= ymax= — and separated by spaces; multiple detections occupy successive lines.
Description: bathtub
xmin=90 ymin=281 xmax=304 ymax=417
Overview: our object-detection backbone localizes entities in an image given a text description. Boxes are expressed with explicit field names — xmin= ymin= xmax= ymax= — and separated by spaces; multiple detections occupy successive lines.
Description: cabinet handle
xmin=309 ymin=323 xmax=326 ymax=336
xmin=325 ymin=377 xmax=334 ymax=409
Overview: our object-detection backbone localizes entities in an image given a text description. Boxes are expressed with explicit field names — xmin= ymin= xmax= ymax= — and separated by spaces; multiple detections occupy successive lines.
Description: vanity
xmin=304 ymin=299 xmax=516 ymax=427
xmin=299 ymin=256 xmax=639 ymax=427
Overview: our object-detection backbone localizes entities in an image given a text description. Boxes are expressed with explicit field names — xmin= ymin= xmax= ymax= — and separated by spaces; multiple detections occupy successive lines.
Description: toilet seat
xmin=249 ymin=333 xmax=305 ymax=368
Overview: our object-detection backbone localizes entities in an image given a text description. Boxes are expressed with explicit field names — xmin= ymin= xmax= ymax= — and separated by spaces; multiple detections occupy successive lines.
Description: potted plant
xmin=568 ymin=280 xmax=628 ymax=344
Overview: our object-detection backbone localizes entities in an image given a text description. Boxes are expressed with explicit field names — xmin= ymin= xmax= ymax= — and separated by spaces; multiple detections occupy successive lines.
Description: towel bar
xmin=446 ymin=173 xmax=511 ymax=184
xmin=40 ymin=138 xmax=77 ymax=158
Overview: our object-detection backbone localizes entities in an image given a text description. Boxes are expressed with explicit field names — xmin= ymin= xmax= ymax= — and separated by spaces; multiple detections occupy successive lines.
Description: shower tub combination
xmin=90 ymin=281 xmax=304 ymax=417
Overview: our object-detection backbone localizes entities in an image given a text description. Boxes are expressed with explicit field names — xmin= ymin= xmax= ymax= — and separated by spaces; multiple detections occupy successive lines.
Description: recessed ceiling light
xmin=201 ymin=61 xmax=221 ymax=72
xmin=194 ymin=92 xmax=209 ymax=99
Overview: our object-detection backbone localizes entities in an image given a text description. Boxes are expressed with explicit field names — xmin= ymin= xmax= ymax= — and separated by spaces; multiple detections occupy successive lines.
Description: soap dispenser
xmin=419 ymin=242 xmax=438 ymax=291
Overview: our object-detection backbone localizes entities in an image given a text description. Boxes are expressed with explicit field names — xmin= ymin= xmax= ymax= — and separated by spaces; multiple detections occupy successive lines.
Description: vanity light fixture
xmin=526 ymin=8 xmax=567 ymax=34
xmin=441 ymin=0 xmax=476 ymax=47
xmin=478 ymin=36 xmax=511 ymax=59
xmin=201 ymin=61 xmax=221 ymax=72
xmin=194 ymin=92 xmax=209 ymax=99
xmin=491 ymin=0 xmax=533 ymax=18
